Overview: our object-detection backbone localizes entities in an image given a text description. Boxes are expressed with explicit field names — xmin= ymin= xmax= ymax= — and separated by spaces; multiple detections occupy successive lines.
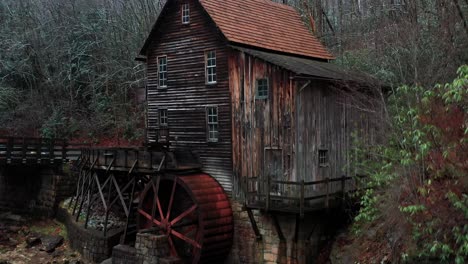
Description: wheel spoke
xmin=171 ymin=229 xmax=202 ymax=249
xmin=157 ymin=197 xmax=164 ymax=220
xmin=170 ymin=204 xmax=197 ymax=225
xmin=168 ymin=235 xmax=178 ymax=257
xmin=182 ymin=224 xmax=197 ymax=236
xmin=166 ymin=179 xmax=177 ymax=220
xmin=151 ymin=177 xmax=161 ymax=225
xmin=138 ymin=209 xmax=161 ymax=226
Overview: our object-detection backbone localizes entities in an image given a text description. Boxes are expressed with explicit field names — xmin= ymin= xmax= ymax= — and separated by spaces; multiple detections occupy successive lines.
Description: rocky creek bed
xmin=0 ymin=211 xmax=87 ymax=264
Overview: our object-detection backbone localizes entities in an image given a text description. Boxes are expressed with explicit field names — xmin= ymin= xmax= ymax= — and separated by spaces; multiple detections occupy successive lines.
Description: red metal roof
xmin=199 ymin=0 xmax=334 ymax=60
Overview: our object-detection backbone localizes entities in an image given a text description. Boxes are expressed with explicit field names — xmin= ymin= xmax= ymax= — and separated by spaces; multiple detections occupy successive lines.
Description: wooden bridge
xmin=0 ymin=137 xmax=88 ymax=165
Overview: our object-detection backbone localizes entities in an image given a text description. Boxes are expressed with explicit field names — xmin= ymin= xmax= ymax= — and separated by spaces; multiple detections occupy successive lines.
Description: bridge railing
xmin=0 ymin=137 xmax=90 ymax=165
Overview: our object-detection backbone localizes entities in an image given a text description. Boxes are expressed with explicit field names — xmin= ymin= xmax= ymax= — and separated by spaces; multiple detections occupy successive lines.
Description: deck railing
xmin=0 ymin=137 xmax=89 ymax=165
xmin=242 ymin=175 xmax=365 ymax=216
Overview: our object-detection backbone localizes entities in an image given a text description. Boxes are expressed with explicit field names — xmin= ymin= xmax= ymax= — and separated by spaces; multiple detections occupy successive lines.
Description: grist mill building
xmin=135 ymin=0 xmax=380 ymax=262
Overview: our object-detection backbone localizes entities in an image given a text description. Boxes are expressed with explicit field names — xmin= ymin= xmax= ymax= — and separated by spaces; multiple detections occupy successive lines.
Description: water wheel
xmin=137 ymin=173 xmax=233 ymax=263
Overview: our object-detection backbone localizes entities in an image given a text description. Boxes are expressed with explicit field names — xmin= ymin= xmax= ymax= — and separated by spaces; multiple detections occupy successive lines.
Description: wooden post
xmin=6 ymin=137 xmax=12 ymax=163
xmin=300 ymin=179 xmax=305 ymax=218
xmin=266 ymin=175 xmax=270 ymax=211
xmin=62 ymin=140 xmax=67 ymax=162
xmin=22 ymin=137 xmax=26 ymax=164
xmin=341 ymin=175 xmax=346 ymax=201
xmin=325 ymin=177 xmax=330 ymax=208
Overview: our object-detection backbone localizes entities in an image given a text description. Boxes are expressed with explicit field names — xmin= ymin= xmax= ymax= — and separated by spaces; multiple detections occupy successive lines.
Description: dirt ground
xmin=0 ymin=212 xmax=87 ymax=264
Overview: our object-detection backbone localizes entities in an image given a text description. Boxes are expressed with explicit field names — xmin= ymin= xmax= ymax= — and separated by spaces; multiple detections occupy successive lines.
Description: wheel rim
xmin=137 ymin=173 xmax=233 ymax=264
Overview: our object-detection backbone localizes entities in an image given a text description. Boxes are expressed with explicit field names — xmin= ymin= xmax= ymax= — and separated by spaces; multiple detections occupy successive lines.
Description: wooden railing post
xmin=266 ymin=175 xmax=270 ymax=211
xmin=62 ymin=140 xmax=67 ymax=162
xmin=325 ymin=177 xmax=330 ymax=208
xmin=341 ymin=175 xmax=346 ymax=201
xmin=22 ymin=137 xmax=26 ymax=163
xmin=300 ymin=179 xmax=305 ymax=218
xmin=6 ymin=137 xmax=12 ymax=162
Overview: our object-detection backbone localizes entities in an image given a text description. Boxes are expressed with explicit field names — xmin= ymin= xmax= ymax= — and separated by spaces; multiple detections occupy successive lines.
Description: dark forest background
xmin=1 ymin=0 xmax=466 ymax=140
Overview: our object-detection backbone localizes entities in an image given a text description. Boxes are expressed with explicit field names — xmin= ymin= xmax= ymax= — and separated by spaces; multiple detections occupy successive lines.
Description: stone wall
xmin=0 ymin=165 xmax=76 ymax=216
xmin=228 ymin=201 xmax=330 ymax=264
xmin=57 ymin=208 xmax=123 ymax=263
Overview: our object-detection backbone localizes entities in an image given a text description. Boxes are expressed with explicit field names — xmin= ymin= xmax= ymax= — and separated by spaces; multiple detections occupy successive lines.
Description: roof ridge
xmin=247 ymin=0 xmax=296 ymax=11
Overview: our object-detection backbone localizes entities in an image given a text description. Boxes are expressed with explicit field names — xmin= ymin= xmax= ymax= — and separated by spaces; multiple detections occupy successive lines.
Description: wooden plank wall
xmin=296 ymin=81 xmax=379 ymax=194
xmin=145 ymin=0 xmax=233 ymax=191
xmin=230 ymin=51 xmax=379 ymax=197
xmin=229 ymin=51 xmax=296 ymax=196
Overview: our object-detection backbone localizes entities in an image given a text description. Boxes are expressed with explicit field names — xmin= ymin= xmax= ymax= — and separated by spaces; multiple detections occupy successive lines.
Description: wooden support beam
xmin=84 ymin=171 xmax=97 ymax=229
xmin=294 ymin=214 xmax=300 ymax=243
xmin=246 ymin=207 xmax=262 ymax=241
xmin=272 ymin=214 xmax=285 ymax=241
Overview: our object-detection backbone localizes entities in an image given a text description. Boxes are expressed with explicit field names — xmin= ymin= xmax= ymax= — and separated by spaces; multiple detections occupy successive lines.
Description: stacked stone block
xmin=135 ymin=233 xmax=170 ymax=264
xmin=57 ymin=208 xmax=123 ymax=263
xmin=112 ymin=244 xmax=137 ymax=264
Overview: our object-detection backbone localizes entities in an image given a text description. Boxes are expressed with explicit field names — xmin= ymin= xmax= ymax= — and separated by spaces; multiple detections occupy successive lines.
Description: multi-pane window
xmin=158 ymin=56 xmax=167 ymax=88
xmin=319 ymin=149 xmax=329 ymax=167
xmin=256 ymin=78 xmax=269 ymax=99
xmin=205 ymin=50 xmax=216 ymax=84
xmin=181 ymin=3 xmax=190 ymax=24
xmin=206 ymin=106 xmax=219 ymax=142
xmin=159 ymin=109 xmax=168 ymax=127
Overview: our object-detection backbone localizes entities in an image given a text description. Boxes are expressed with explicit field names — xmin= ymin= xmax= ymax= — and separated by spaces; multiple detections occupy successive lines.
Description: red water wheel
xmin=137 ymin=173 xmax=233 ymax=263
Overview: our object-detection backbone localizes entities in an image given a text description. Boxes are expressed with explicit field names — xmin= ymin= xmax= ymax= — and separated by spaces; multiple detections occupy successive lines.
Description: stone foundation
xmin=228 ymin=200 xmax=331 ymax=264
xmin=111 ymin=234 xmax=182 ymax=264
xmin=57 ymin=208 xmax=123 ymax=263
xmin=0 ymin=165 xmax=76 ymax=216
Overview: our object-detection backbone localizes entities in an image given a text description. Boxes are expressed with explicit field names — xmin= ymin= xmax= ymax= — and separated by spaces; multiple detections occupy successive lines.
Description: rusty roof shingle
xmin=199 ymin=0 xmax=334 ymax=60
xmin=140 ymin=0 xmax=335 ymax=60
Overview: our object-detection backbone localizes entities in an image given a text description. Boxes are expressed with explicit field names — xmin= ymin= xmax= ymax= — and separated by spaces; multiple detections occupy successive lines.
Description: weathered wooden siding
xmin=230 ymin=51 xmax=378 ymax=196
xmin=145 ymin=0 xmax=232 ymax=191
xmin=296 ymin=81 xmax=378 ymax=193
xmin=229 ymin=50 xmax=296 ymax=196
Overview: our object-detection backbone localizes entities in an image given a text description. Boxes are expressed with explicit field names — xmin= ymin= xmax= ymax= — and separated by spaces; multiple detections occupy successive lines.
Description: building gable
xmin=139 ymin=0 xmax=334 ymax=60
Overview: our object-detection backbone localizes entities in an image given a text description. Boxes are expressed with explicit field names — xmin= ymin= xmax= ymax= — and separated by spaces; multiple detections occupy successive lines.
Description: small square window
xmin=206 ymin=106 xmax=219 ymax=142
xmin=158 ymin=56 xmax=167 ymax=88
xmin=181 ymin=3 xmax=190 ymax=24
xmin=159 ymin=109 xmax=168 ymax=127
xmin=256 ymin=78 xmax=268 ymax=99
xmin=319 ymin=149 xmax=328 ymax=167
xmin=205 ymin=50 xmax=216 ymax=84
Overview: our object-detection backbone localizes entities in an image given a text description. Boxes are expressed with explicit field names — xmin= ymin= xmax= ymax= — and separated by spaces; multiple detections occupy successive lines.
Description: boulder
xmin=40 ymin=235 xmax=64 ymax=253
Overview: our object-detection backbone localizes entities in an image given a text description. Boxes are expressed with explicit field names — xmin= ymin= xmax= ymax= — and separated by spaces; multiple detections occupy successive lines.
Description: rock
xmin=26 ymin=235 xmax=41 ymax=248
xmin=51 ymin=249 xmax=63 ymax=258
xmin=0 ymin=212 xmax=23 ymax=222
xmin=8 ymin=226 xmax=21 ymax=233
xmin=0 ymin=260 xmax=10 ymax=264
xmin=100 ymin=258 xmax=112 ymax=264
xmin=8 ymin=237 xmax=19 ymax=246
xmin=40 ymin=235 xmax=64 ymax=253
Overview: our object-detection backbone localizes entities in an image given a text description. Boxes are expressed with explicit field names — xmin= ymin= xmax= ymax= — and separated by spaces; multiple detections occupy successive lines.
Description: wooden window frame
xmin=318 ymin=149 xmax=329 ymax=167
xmin=206 ymin=106 xmax=219 ymax=142
xmin=181 ymin=3 xmax=190 ymax=24
xmin=158 ymin=56 xmax=168 ymax=89
xmin=256 ymin=78 xmax=269 ymax=100
xmin=159 ymin=109 xmax=168 ymax=127
xmin=205 ymin=50 xmax=217 ymax=85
